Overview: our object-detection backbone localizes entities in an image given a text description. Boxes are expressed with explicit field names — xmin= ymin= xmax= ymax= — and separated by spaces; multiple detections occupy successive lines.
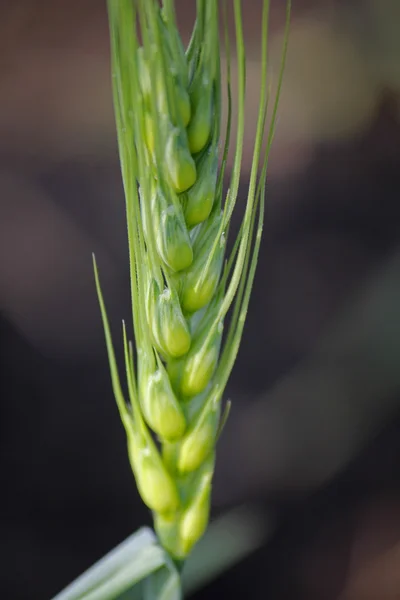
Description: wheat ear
xmin=94 ymin=0 xmax=290 ymax=561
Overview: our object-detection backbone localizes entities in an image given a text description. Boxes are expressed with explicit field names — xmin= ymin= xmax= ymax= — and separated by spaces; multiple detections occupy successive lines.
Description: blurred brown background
xmin=1 ymin=1 xmax=400 ymax=598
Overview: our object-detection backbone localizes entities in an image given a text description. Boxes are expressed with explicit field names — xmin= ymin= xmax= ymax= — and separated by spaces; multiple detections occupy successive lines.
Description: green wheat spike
xmin=98 ymin=0 xmax=291 ymax=563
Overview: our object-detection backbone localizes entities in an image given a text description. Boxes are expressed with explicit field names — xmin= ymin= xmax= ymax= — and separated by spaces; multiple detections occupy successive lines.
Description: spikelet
xmin=101 ymin=0 xmax=291 ymax=563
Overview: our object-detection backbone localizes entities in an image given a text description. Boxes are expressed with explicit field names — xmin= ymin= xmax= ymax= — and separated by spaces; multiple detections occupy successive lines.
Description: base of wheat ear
xmin=94 ymin=0 xmax=289 ymax=561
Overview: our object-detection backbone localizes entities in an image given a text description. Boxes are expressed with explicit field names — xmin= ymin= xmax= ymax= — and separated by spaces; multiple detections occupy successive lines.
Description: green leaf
xmin=51 ymin=528 xmax=177 ymax=600
xmin=142 ymin=553 xmax=181 ymax=600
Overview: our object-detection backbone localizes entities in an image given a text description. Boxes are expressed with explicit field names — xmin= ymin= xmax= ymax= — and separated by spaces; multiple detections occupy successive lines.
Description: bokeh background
xmin=1 ymin=0 xmax=400 ymax=598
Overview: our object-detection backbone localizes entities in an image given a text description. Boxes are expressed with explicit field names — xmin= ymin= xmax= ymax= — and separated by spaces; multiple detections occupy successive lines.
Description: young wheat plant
xmin=94 ymin=0 xmax=290 ymax=564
